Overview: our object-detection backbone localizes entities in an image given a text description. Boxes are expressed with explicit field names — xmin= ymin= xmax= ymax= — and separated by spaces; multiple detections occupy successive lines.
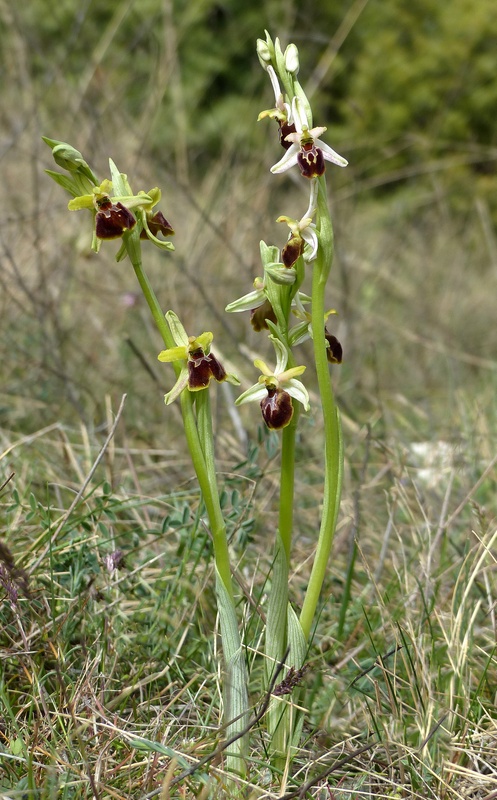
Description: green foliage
xmin=335 ymin=0 xmax=497 ymax=198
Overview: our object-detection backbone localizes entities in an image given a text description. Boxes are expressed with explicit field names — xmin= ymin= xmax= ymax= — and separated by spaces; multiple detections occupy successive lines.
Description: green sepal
xmin=68 ymin=194 xmax=94 ymax=210
xmin=108 ymin=158 xmax=128 ymax=197
xmin=165 ymin=310 xmax=189 ymax=347
xmin=45 ymin=170 xmax=82 ymax=197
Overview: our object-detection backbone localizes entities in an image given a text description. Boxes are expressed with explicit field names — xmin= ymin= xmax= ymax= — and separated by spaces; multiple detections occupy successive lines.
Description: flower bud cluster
xmin=43 ymin=138 xmax=175 ymax=257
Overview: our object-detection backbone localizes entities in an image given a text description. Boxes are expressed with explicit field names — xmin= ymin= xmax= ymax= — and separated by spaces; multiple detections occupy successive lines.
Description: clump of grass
xmin=1 ymin=386 xmax=496 ymax=797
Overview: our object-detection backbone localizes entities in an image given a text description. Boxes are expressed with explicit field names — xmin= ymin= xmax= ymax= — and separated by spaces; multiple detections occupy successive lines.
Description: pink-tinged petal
xmin=270 ymin=145 xmax=300 ymax=174
xmin=318 ymin=140 xmax=348 ymax=168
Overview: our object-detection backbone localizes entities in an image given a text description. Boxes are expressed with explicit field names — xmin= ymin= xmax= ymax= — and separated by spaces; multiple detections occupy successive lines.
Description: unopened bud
xmin=256 ymin=38 xmax=272 ymax=69
xmin=284 ymin=43 xmax=300 ymax=75
xmin=42 ymin=136 xmax=98 ymax=184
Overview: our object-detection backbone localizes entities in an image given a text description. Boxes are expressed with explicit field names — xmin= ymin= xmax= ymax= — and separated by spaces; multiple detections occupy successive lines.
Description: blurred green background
xmin=1 ymin=0 xmax=496 ymax=446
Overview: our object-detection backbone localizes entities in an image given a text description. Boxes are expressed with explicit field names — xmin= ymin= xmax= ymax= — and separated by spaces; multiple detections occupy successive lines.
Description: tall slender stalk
xmin=265 ymin=408 xmax=299 ymax=760
xmin=299 ymin=177 xmax=344 ymax=640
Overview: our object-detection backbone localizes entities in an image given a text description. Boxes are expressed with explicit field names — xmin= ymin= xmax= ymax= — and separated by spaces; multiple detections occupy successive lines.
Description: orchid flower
xmin=68 ymin=177 xmax=174 ymax=250
xmin=158 ymin=312 xmax=239 ymax=404
xmin=236 ymin=335 xmax=309 ymax=429
xmin=277 ymin=209 xmax=319 ymax=265
xmin=288 ymin=292 xmax=341 ymax=357
xmin=271 ymin=96 xmax=348 ymax=178
xmin=257 ymin=66 xmax=296 ymax=150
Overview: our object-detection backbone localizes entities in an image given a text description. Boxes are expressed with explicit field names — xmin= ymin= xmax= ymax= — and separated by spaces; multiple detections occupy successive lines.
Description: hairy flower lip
xmin=325 ymin=330 xmax=343 ymax=364
xmin=95 ymin=201 xmax=136 ymax=239
xmin=260 ymin=387 xmax=294 ymax=430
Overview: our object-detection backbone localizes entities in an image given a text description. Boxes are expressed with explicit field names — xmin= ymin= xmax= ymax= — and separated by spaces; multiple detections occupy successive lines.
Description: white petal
xmin=225 ymin=288 xmax=265 ymax=313
xmin=270 ymin=145 xmax=299 ymax=174
xmin=235 ymin=384 xmax=267 ymax=406
xmin=303 ymin=179 xmax=319 ymax=220
xmin=270 ymin=336 xmax=289 ymax=375
xmin=301 ymin=227 xmax=319 ymax=261
xmin=291 ymin=96 xmax=308 ymax=132
xmin=267 ymin=66 xmax=281 ymax=104
xmin=286 ymin=379 xmax=310 ymax=411
xmin=318 ymin=140 xmax=348 ymax=168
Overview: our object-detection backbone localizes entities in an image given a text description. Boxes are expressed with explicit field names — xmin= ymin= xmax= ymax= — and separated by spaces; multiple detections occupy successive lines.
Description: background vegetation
xmin=1 ymin=0 xmax=496 ymax=797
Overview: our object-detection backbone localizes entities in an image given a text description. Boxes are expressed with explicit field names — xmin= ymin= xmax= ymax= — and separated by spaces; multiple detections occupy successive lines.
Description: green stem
xmin=125 ymin=234 xmax=234 ymax=596
xmin=299 ymin=177 xmax=343 ymax=641
xmin=278 ymin=412 xmax=298 ymax=564
xmin=264 ymin=411 xmax=297 ymax=669
xmin=194 ymin=390 xmax=235 ymax=599
xmin=125 ymin=236 xmax=247 ymax=771
xmin=265 ymin=407 xmax=299 ymax=762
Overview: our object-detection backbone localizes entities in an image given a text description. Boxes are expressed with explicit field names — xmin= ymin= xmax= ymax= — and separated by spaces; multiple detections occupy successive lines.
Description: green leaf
xmin=128 ymin=736 xmax=190 ymax=767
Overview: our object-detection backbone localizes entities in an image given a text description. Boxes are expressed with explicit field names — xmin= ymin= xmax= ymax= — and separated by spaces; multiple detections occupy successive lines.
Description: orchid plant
xmin=44 ymin=30 xmax=347 ymax=788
